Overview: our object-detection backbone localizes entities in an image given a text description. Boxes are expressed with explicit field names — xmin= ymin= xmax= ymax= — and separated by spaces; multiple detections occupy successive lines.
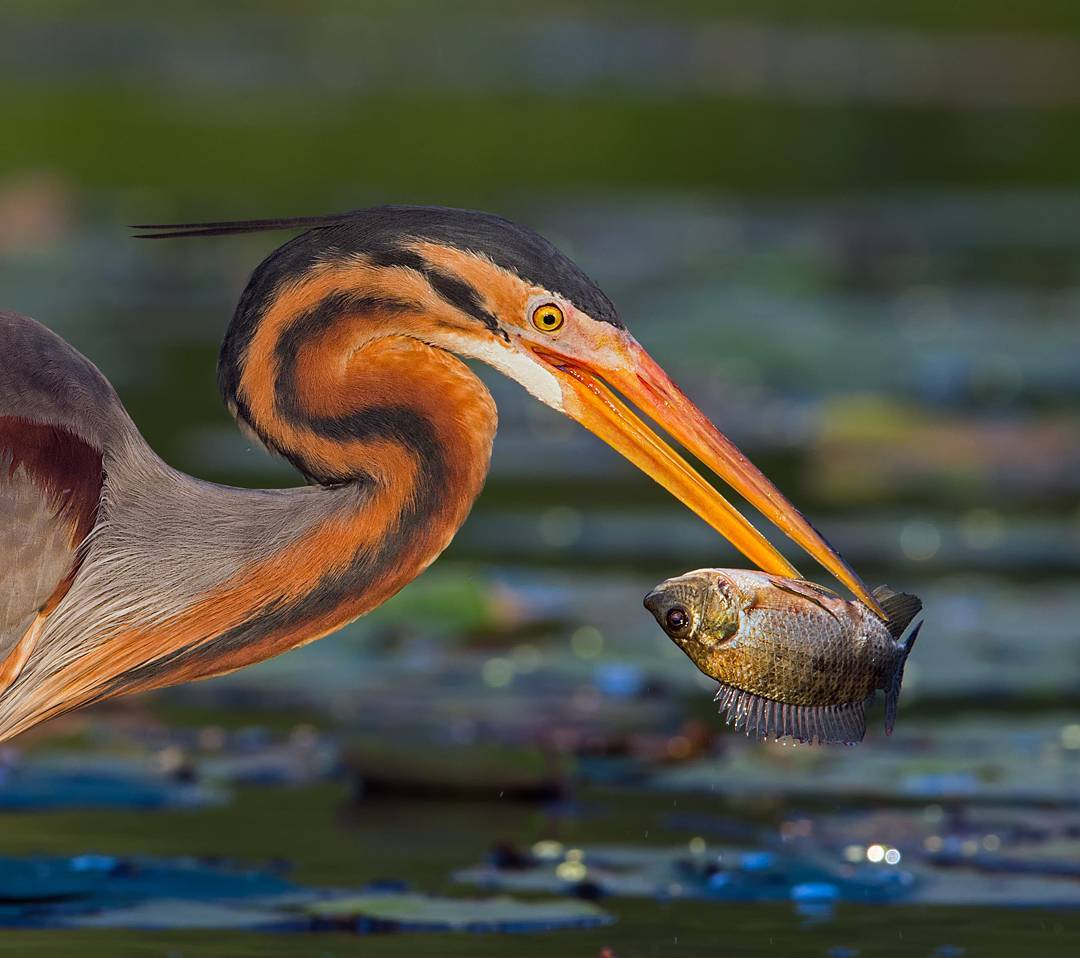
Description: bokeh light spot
xmin=481 ymin=657 xmax=514 ymax=688
xmin=571 ymin=626 xmax=604 ymax=659
xmin=900 ymin=520 xmax=941 ymax=561
xmin=538 ymin=506 xmax=583 ymax=548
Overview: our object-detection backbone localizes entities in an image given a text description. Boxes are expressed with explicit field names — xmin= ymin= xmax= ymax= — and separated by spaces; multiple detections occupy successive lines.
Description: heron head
xmin=391 ymin=208 xmax=878 ymax=615
xmin=141 ymin=205 xmax=881 ymax=615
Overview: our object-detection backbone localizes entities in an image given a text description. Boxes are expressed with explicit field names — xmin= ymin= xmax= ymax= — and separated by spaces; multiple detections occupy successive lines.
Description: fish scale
xmin=645 ymin=569 xmax=923 ymax=746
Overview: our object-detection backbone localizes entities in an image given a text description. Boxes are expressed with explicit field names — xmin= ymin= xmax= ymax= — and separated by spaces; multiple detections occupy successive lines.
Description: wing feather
xmin=0 ymin=418 xmax=104 ymax=657
xmin=0 ymin=313 xmax=118 ymax=662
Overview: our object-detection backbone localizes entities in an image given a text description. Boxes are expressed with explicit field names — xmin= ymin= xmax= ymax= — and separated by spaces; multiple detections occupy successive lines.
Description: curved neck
xmin=197 ymin=286 xmax=498 ymax=669
xmin=0 ymin=262 xmax=505 ymax=740
xmin=31 ymin=287 xmax=498 ymax=714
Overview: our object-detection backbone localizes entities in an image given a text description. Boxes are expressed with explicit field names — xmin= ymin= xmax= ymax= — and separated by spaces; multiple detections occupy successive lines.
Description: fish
xmin=643 ymin=569 xmax=923 ymax=746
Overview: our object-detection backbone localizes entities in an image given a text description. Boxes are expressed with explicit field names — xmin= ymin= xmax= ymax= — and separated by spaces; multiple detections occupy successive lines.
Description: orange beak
xmin=533 ymin=337 xmax=885 ymax=620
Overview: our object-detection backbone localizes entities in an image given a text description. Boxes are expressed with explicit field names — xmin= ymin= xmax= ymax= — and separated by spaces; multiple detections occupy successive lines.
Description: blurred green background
xmin=1 ymin=1 xmax=1079 ymax=955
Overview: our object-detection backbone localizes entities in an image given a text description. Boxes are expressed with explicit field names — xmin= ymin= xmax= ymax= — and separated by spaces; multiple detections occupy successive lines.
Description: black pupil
xmin=542 ymin=312 xmax=556 ymax=325
xmin=666 ymin=608 xmax=688 ymax=630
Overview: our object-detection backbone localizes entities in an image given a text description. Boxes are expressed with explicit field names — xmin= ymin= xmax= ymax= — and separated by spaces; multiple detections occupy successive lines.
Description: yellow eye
xmin=531 ymin=303 xmax=564 ymax=333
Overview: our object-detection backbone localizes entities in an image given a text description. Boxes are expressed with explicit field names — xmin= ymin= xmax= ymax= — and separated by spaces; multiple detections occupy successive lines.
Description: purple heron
xmin=0 ymin=206 xmax=881 ymax=741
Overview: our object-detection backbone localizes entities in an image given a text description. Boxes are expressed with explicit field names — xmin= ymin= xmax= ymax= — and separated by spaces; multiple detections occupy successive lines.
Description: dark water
xmin=4 ymin=783 xmax=1079 ymax=956
xmin=2 ymin=1 xmax=1079 ymax=953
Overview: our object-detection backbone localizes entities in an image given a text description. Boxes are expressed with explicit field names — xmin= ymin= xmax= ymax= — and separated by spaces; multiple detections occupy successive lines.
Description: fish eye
xmin=665 ymin=607 xmax=690 ymax=632
xmin=531 ymin=302 xmax=565 ymax=333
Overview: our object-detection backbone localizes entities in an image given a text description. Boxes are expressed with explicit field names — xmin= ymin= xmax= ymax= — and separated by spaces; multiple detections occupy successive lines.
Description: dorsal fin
xmin=872 ymin=585 xmax=922 ymax=640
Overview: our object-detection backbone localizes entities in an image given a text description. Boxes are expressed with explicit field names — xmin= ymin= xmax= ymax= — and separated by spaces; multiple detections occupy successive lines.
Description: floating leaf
xmin=303 ymin=893 xmax=612 ymax=933
xmin=56 ymin=899 xmax=308 ymax=931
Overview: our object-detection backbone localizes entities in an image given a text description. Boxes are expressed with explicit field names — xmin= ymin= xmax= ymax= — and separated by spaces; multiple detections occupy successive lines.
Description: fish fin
xmin=785 ymin=579 xmax=841 ymax=599
xmin=884 ymin=620 xmax=923 ymax=735
xmin=713 ymin=682 xmax=865 ymax=746
xmin=872 ymin=585 xmax=923 ymax=640
xmin=761 ymin=579 xmax=843 ymax=621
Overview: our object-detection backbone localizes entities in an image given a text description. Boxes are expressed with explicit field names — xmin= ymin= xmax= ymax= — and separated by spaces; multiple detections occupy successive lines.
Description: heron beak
xmin=533 ymin=338 xmax=885 ymax=619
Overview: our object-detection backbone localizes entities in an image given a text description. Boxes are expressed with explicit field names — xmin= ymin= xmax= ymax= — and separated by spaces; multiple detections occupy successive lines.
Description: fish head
xmin=644 ymin=569 xmax=743 ymax=674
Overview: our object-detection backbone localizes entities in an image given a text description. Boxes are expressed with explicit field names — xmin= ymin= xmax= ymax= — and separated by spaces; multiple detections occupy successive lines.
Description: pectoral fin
xmin=765 ymin=578 xmax=844 ymax=622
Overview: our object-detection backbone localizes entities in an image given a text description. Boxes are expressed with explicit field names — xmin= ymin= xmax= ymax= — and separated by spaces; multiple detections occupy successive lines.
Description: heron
xmin=0 ymin=205 xmax=882 ymax=741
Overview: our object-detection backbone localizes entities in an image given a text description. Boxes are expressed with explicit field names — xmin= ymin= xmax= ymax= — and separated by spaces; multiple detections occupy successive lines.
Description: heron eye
xmin=665 ymin=607 xmax=689 ymax=632
xmin=531 ymin=303 xmax=565 ymax=333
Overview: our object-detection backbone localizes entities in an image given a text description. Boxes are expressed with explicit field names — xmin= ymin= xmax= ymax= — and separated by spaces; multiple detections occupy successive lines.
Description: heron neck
xmin=92 ymin=329 xmax=496 ymax=698
xmin=0 ymin=291 xmax=501 ymax=737
xmin=196 ymin=323 xmax=498 ymax=669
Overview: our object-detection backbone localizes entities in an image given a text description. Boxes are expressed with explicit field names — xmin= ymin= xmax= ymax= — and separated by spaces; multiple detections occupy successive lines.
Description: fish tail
xmin=885 ymin=620 xmax=923 ymax=735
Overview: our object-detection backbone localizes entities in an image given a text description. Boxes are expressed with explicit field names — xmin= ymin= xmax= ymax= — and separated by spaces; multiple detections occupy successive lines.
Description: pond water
xmin=2 ymin=3 xmax=1080 ymax=952
xmin=1 ymin=188 xmax=1077 ymax=952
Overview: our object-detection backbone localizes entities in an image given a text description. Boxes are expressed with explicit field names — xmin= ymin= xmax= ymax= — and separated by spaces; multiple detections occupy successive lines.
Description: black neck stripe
xmin=367 ymin=247 xmax=505 ymax=340
xmin=103 ymin=298 xmax=453 ymax=696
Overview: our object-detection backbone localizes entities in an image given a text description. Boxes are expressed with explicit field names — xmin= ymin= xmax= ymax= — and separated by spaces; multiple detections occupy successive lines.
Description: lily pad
xmin=55 ymin=899 xmax=309 ymax=931
xmin=0 ymin=757 xmax=224 ymax=811
xmin=0 ymin=855 xmax=307 ymax=915
xmin=347 ymin=740 xmax=565 ymax=802
xmin=303 ymin=893 xmax=612 ymax=933
xmin=456 ymin=843 xmax=915 ymax=904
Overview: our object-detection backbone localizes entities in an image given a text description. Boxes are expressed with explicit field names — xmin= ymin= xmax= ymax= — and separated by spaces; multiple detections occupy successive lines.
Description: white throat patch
xmin=444 ymin=333 xmax=565 ymax=412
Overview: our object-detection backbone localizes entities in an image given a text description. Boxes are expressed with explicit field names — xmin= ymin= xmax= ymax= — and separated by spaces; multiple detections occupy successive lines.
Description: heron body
xmin=0 ymin=206 xmax=879 ymax=741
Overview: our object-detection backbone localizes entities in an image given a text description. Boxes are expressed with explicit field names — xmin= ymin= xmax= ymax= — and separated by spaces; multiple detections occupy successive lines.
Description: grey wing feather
xmin=0 ymin=465 xmax=75 ymax=657
xmin=0 ymin=311 xmax=131 ymax=658
xmin=0 ymin=310 xmax=130 ymax=448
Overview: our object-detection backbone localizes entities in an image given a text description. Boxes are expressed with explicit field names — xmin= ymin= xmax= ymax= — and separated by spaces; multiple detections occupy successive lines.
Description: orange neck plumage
xmin=163 ymin=266 xmax=498 ymax=682
xmin=35 ymin=265 xmax=499 ymax=713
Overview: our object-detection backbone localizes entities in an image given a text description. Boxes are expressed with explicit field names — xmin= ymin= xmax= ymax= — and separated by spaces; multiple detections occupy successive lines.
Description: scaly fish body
xmin=644 ymin=569 xmax=922 ymax=745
